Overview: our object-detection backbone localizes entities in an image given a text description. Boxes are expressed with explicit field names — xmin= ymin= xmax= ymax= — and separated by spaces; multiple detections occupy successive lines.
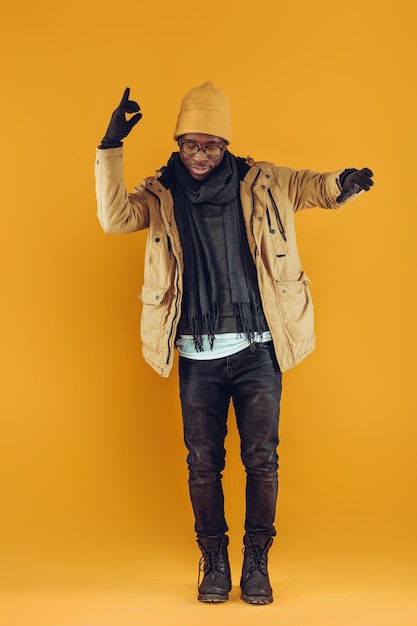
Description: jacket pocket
xmin=275 ymin=271 xmax=314 ymax=343
xmin=139 ymin=283 xmax=171 ymax=353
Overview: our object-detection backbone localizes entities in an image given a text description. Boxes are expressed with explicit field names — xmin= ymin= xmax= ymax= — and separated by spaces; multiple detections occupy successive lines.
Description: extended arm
xmin=275 ymin=165 xmax=374 ymax=212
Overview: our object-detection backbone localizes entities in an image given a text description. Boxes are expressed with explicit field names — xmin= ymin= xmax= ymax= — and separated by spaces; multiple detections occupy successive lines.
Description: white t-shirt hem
xmin=176 ymin=331 xmax=273 ymax=360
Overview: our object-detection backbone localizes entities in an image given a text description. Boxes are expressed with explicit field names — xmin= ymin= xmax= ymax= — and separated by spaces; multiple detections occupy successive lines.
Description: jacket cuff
xmin=98 ymin=140 xmax=123 ymax=149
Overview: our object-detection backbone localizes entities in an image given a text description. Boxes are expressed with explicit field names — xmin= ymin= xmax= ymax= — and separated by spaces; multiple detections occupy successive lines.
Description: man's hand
xmin=100 ymin=87 xmax=142 ymax=148
xmin=336 ymin=167 xmax=374 ymax=203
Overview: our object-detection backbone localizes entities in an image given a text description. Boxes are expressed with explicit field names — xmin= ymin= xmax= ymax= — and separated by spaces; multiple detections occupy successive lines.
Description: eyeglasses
xmin=178 ymin=140 xmax=226 ymax=158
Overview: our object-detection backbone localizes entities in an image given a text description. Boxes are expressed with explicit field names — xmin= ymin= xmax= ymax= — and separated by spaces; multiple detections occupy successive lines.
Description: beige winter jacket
xmin=95 ymin=147 xmax=352 ymax=377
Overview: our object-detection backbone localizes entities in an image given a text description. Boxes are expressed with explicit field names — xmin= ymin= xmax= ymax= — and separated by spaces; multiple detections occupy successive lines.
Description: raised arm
xmin=95 ymin=88 xmax=150 ymax=234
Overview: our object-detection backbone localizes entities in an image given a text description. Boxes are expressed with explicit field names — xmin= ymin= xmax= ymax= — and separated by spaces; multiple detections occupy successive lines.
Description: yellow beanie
xmin=173 ymin=81 xmax=232 ymax=143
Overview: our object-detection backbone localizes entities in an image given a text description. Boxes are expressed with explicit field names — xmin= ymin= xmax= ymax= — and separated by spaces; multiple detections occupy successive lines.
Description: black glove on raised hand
xmin=336 ymin=167 xmax=374 ymax=203
xmin=100 ymin=87 xmax=142 ymax=149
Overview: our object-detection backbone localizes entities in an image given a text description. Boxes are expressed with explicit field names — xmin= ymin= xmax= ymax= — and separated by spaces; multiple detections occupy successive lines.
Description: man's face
xmin=178 ymin=133 xmax=227 ymax=181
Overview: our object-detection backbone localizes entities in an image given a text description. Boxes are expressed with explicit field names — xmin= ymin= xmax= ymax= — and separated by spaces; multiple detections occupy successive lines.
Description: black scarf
xmin=169 ymin=151 xmax=266 ymax=351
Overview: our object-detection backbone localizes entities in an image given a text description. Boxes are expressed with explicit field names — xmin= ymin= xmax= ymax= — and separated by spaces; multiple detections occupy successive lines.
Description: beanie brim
xmin=174 ymin=108 xmax=232 ymax=142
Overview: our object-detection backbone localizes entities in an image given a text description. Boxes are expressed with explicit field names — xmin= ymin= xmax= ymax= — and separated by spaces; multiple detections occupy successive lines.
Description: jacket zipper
xmin=166 ymin=273 xmax=179 ymax=366
xmin=267 ymin=189 xmax=287 ymax=241
xmin=250 ymin=169 xmax=261 ymax=255
xmin=164 ymin=226 xmax=179 ymax=366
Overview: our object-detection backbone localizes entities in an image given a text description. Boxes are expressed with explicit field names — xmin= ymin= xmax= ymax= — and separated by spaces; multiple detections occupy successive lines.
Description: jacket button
xmin=155 ymin=237 xmax=160 ymax=242
xmin=261 ymin=184 xmax=266 ymax=189
xmin=156 ymin=295 xmax=160 ymax=300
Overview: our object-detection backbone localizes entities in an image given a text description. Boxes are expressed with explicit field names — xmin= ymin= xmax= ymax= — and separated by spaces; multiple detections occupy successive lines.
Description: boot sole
xmin=198 ymin=593 xmax=229 ymax=603
xmin=241 ymin=592 xmax=273 ymax=604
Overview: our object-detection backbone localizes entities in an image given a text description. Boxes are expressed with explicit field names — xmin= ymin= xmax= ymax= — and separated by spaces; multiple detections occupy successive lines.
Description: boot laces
xmin=244 ymin=544 xmax=268 ymax=576
xmin=198 ymin=547 xmax=224 ymax=585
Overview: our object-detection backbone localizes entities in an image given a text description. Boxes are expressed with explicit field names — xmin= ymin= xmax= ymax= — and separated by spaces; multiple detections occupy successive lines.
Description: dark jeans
xmin=179 ymin=341 xmax=282 ymax=539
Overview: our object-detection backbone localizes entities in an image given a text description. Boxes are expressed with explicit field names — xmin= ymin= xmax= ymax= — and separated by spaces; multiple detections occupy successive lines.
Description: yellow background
xmin=1 ymin=0 xmax=416 ymax=624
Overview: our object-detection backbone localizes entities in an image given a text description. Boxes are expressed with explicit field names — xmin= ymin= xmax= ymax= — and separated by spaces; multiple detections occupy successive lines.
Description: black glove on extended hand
xmin=100 ymin=87 xmax=142 ymax=149
xmin=336 ymin=167 xmax=374 ymax=203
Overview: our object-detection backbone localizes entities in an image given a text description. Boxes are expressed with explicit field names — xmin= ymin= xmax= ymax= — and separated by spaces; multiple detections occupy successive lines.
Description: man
xmin=95 ymin=82 xmax=373 ymax=604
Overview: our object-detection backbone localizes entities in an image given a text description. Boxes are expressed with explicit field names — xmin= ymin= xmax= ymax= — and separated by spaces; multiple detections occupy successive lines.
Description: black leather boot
xmin=240 ymin=534 xmax=274 ymax=604
xmin=197 ymin=535 xmax=232 ymax=603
